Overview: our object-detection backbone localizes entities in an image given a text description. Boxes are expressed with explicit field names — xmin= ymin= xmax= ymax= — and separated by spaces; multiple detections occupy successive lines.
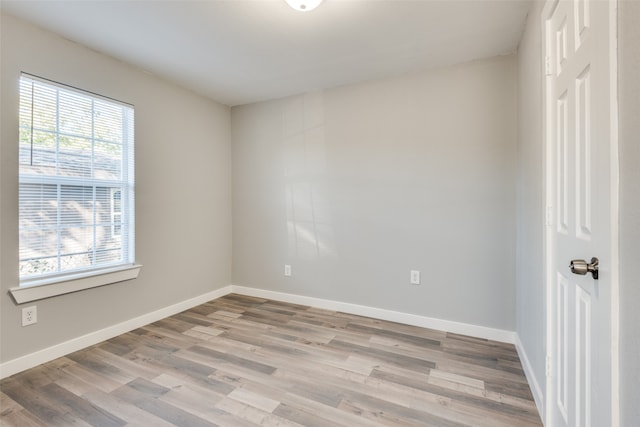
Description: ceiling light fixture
xmin=285 ymin=0 xmax=323 ymax=12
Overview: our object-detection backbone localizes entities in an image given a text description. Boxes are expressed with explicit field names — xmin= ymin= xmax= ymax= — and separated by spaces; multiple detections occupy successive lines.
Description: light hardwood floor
xmin=0 ymin=294 xmax=542 ymax=426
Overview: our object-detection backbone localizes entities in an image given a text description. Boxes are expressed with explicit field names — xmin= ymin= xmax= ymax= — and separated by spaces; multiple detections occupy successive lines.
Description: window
xmin=111 ymin=189 xmax=122 ymax=237
xmin=18 ymin=74 xmax=135 ymax=285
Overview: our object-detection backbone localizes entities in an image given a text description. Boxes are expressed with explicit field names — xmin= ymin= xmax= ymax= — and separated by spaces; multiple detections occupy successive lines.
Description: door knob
xmin=570 ymin=257 xmax=599 ymax=280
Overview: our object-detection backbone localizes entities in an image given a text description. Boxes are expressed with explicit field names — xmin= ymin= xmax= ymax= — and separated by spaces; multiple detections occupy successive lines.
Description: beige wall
xmin=618 ymin=1 xmax=640 ymax=425
xmin=0 ymin=13 xmax=232 ymax=363
xmin=232 ymin=55 xmax=518 ymax=330
xmin=515 ymin=0 xmax=546 ymax=410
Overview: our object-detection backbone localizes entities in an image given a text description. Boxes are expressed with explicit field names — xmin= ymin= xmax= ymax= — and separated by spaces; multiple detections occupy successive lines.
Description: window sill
xmin=9 ymin=264 xmax=142 ymax=304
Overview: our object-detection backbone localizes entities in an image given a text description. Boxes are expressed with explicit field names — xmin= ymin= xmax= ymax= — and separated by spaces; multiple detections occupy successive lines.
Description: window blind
xmin=19 ymin=74 xmax=135 ymax=282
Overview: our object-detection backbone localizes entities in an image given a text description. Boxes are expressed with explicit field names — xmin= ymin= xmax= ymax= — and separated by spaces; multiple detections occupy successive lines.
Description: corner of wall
xmin=515 ymin=333 xmax=545 ymax=422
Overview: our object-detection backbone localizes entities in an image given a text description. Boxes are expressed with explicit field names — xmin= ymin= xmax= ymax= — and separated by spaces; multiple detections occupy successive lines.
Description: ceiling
xmin=1 ymin=0 xmax=531 ymax=107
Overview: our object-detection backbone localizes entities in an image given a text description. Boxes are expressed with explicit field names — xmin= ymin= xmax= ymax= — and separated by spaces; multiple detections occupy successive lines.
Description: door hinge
xmin=545 ymin=56 xmax=553 ymax=76
xmin=546 ymin=356 xmax=553 ymax=377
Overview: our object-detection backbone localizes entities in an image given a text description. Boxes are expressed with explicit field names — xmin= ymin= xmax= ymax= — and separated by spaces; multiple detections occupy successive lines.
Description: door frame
xmin=541 ymin=0 xmax=620 ymax=426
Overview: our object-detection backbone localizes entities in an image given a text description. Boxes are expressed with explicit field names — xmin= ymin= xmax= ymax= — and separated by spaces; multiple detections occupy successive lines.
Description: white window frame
xmin=10 ymin=74 xmax=141 ymax=304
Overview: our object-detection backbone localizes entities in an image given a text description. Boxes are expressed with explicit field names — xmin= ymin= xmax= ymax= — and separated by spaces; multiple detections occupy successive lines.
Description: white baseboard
xmin=1 ymin=284 xmax=517 ymax=380
xmin=515 ymin=334 xmax=545 ymax=423
xmin=230 ymin=285 xmax=516 ymax=344
xmin=0 ymin=285 xmax=233 ymax=379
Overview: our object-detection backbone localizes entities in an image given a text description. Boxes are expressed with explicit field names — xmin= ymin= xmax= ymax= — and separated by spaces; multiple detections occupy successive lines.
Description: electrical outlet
xmin=22 ymin=306 xmax=37 ymax=326
xmin=284 ymin=264 xmax=292 ymax=277
xmin=410 ymin=270 xmax=421 ymax=285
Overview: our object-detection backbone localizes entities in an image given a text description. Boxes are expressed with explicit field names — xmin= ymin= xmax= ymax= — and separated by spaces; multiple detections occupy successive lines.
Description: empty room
xmin=1 ymin=0 xmax=638 ymax=426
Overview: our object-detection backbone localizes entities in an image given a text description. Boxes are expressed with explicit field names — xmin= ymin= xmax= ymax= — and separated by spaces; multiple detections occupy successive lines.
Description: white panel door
xmin=544 ymin=0 xmax=616 ymax=426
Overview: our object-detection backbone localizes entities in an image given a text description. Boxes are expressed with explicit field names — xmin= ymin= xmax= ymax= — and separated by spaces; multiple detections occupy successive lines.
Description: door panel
xmin=544 ymin=0 xmax=615 ymax=426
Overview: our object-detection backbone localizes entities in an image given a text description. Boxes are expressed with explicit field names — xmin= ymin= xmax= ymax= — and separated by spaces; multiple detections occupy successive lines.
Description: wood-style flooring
xmin=0 ymin=294 xmax=542 ymax=426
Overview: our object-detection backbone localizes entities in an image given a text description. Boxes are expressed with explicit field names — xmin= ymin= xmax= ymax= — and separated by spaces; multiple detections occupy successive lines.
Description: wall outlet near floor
xmin=410 ymin=270 xmax=421 ymax=285
xmin=284 ymin=264 xmax=292 ymax=277
xmin=22 ymin=306 xmax=37 ymax=326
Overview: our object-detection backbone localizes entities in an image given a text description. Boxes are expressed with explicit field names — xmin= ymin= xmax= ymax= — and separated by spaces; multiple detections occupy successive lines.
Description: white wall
xmin=515 ymin=0 xmax=546 ymax=412
xmin=618 ymin=1 xmax=640 ymax=425
xmin=232 ymin=55 xmax=518 ymax=331
xmin=0 ymin=13 xmax=232 ymax=364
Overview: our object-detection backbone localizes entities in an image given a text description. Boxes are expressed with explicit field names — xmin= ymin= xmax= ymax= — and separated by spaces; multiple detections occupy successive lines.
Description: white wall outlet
xmin=22 ymin=306 xmax=37 ymax=326
xmin=410 ymin=270 xmax=421 ymax=285
xmin=284 ymin=264 xmax=292 ymax=277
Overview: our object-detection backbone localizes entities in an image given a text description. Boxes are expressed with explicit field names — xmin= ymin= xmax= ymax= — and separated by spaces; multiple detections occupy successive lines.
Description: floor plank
xmin=0 ymin=294 xmax=542 ymax=426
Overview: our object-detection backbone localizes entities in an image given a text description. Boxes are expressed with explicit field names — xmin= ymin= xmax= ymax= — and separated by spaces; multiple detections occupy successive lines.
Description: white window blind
xmin=19 ymin=73 xmax=135 ymax=283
